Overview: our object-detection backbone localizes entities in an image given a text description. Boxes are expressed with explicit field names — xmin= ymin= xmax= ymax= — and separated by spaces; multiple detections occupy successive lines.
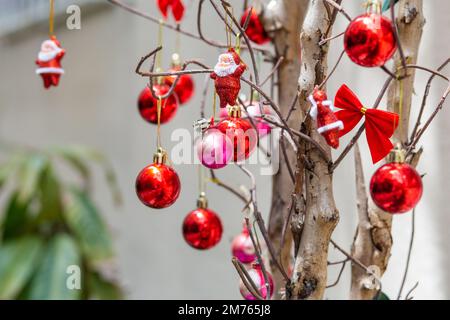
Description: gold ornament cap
xmin=365 ymin=0 xmax=382 ymax=14
xmin=153 ymin=147 xmax=168 ymax=164
xmin=387 ymin=144 xmax=406 ymax=163
xmin=228 ymin=104 xmax=242 ymax=118
xmin=197 ymin=192 xmax=208 ymax=209
xmin=171 ymin=53 xmax=182 ymax=68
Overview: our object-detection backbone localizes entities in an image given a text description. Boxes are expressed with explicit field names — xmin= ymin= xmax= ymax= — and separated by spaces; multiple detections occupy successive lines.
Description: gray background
xmin=0 ymin=0 xmax=449 ymax=299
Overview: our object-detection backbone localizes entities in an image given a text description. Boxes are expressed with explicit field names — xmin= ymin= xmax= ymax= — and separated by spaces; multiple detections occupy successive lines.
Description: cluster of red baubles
xmin=134 ymin=0 xmax=425 ymax=301
xmin=137 ymin=54 xmax=195 ymax=125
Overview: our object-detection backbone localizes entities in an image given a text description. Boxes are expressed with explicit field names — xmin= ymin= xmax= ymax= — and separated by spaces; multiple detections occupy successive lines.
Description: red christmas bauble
xmin=135 ymin=163 xmax=181 ymax=209
xmin=137 ymin=84 xmax=178 ymax=124
xmin=164 ymin=67 xmax=195 ymax=105
xmin=216 ymin=115 xmax=257 ymax=162
xmin=344 ymin=13 xmax=397 ymax=67
xmin=182 ymin=208 xmax=223 ymax=250
xmin=239 ymin=263 xmax=274 ymax=300
xmin=370 ymin=162 xmax=423 ymax=214
xmin=240 ymin=8 xmax=270 ymax=45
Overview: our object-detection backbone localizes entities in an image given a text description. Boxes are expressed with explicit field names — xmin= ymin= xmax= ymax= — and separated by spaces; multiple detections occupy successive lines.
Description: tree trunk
xmin=350 ymin=0 xmax=425 ymax=300
xmin=264 ymin=0 xmax=308 ymax=299
xmin=289 ymin=0 xmax=339 ymax=300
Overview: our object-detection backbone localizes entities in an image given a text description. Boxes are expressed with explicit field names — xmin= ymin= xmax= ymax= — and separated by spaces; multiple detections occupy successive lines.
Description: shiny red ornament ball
xmin=164 ymin=66 xmax=195 ymax=105
xmin=137 ymin=84 xmax=178 ymax=124
xmin=370 ymin=162 xmax=423 ymax=214
xmin=344 ymin=13 xmax=397 ymax=67
xmin=240 ymin=8 xmax=270 ymax=45
xmin=216 ymin=115 xmax=257 ymax=162
xmin=239 ymin=263 xmax=274 ymax=300
xmin=182 ymin=208 xmax=223 ymax=250
xmin=135 ymin=163 xmax=181 ymax=209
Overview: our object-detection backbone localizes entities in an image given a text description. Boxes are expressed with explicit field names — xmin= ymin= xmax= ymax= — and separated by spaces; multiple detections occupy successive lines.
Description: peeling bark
xmin=350 ymin=0 xmax=425 ymax=300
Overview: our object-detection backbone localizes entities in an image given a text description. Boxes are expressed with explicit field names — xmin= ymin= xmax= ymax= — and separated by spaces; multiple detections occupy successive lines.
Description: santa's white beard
xmin=38 ymin=48 xmax=62 ymax=62
xmin=214 ymin=62 xmax=238 ymax=77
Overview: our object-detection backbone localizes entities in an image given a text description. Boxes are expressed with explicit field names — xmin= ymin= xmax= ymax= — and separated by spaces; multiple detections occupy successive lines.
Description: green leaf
xmin=17 ymin=154 xmax=48 ymax=204
xmin=0 ymin=236 xmax=44 ymax=299
xmin=36 ymin=166 xmax=63 ymax=222
xmin=1 ymin=192 xmax=31 ymax=241
xmin=26 ymin=234 xmax=81 ymax=300
xmin=88 ymin=272 xmax=123 ymax=300
xmin=0 ymin=153 xmax=25 ymax=192
xmin=382 ymin=0 xmax=399 ymax=12
xmin=51 ymin=145 xmax=122 ymax=205
xmin=63 ymin=188 xmax=113 ymax=262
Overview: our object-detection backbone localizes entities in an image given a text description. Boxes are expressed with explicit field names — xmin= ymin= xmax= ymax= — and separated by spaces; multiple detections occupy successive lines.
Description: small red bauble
xmin=370 ymin=162 xmax=423 ymax=214
xmin=239 ymin=263 xmax=274 ymax=300
xmin=216 ymin=107 xmax=257 ymax=162
xmin=135 ymin=156 xmax=181 ymax=209
xmin=164 ymin=55 xmax=195 ymax=105
xmin=137 ymin=84 xmax=178 ymax=124
xmin=240 ymin=8 xmax=270 ymax=45
xmin=182 ymin=207 xmax=223 ymax=250
xmin=344 ymin=9 xmax=397 ymax=67
xmin=231 ymin=226 xmax=256 ymax=264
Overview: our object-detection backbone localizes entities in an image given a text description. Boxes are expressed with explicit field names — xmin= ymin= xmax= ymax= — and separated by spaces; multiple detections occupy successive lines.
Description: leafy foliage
xmin=0 ymin=145 xmax=122 ymax=300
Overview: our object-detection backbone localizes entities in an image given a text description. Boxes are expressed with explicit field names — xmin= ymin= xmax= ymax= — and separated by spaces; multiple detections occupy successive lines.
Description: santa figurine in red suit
xmin=210 ymin=48 xmax=246 ymax=109
xmin=309 ymin=88 xmax=343 ymax=149
xmin=35 ymin=36 xmax=65 ymax=89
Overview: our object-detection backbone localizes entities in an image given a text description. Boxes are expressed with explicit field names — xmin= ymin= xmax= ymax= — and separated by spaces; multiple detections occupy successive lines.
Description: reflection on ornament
xmin=196 ymin=128 xmax=233 ymax=169
xmin=182 ymin=194 xmax=223 ymax=250
xmin=138 ymin=84 xmax=178 ymax=124
xmin=370 ymin=162 xmax=422 ymax=214
xmin=135 ymin=149 xmax=181 ymax=209
xmin=344 ymin=1 xmax=396 ymax=67
xmin=232 ymin=226 xmax=256 ymax=264
xmin=239 ymin=263 xmax=274 ymax=300
xmin=216 ymin=106 xmax=257 ymax=162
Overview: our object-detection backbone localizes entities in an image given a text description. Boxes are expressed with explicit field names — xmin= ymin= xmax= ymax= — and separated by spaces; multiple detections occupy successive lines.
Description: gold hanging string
xmin=175 ymin=30 xmax=181 ymax=56
xmin=157 ymin=19 xmax=164 ymax=70
xmin=49 ymin=0 xmax=55 ymax=37
xmin=157 ymin=96 xmax=162 ymax=149
xmin=225 ymin=8 xmax=232 ymax=49
xmin=212 ymin=89 xmax=217 ymax=122
xmin=235 ymin=33 xmax=241 ymax=55
xmin=198 ymin=163 xmax=206 ymax=195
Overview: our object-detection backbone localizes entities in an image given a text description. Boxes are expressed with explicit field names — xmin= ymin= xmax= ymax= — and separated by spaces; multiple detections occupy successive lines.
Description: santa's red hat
xmin=49 ymin=35 xmax=62 ymax=48
xmin=227 ymin=48 xmax=242 ymax=65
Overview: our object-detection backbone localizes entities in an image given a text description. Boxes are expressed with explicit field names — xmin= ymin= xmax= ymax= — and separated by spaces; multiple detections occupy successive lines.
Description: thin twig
xmin=410 ymin=59 xmax=450 ymax=142
xmin=326 ymin=260 xmax=348 ymax=288
xmin=397 ymin=209 xmax=416 ymax=300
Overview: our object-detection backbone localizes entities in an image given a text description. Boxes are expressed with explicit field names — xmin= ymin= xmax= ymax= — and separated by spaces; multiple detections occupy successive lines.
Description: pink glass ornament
xmin=196 ymin=128 xmax=233 ymax=169
xmin=231 ymin=227 xmax=256 ymax=264
xmin=245 ymin=102 xmax=272 ymax=137
xmin=239 ymin=264 xmax=274 ymax=300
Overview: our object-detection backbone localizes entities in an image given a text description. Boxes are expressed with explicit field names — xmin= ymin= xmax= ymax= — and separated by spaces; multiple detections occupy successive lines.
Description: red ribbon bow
xmin=335 ymin=85 xmax=399 ymax=164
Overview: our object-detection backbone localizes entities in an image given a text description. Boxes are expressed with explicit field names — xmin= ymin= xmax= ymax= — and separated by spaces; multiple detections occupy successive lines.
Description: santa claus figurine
xmin=35 ymin=36 xmax=65 ymax=89
xmin=210 ymin=48 xmax=246 ymax=109
xmin=309 ymin=88 xmax=343 ymax=149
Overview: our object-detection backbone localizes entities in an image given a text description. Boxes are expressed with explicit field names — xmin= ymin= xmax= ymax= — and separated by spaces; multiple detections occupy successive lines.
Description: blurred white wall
xmin=0 ymin=0 xmax=449 ymax=299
